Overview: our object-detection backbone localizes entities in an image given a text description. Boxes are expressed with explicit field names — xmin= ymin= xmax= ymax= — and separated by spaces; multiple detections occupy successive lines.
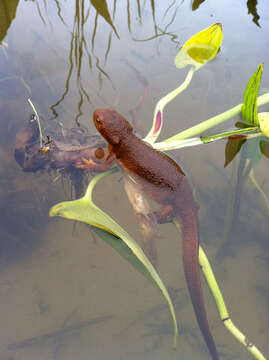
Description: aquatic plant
xmin=49 ymin=24 xmax=269 ymax=360
xmin=144 ymin=23 xmax=223 ymax=144
xmin=50 ymin=167 xmax=178 ymax=347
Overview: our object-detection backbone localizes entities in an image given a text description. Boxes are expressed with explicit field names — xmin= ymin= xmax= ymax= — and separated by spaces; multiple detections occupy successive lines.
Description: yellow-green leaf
xmin=49 ymin=168 xmax=178 ymax=347
xmin=242 ymin=63 xmax=263 ymax=126
xmin=0 ymin=0 xmax=19 ymax=43
xmin=174 ymin=23 xmax=223 ymax=70
xmin=258 ymin=112 xmax=269 ymax=137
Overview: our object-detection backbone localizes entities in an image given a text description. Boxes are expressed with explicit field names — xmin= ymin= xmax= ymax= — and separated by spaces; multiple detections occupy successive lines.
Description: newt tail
xmin=174 ymin=207 xmax=219 ymax=360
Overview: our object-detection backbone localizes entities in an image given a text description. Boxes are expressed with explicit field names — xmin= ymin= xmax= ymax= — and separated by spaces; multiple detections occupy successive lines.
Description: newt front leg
xmin=75 ymin=147 xmax=116 ymax=173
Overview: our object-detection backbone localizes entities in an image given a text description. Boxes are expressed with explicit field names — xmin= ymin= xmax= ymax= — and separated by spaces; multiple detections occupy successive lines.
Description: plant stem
xmin=85 ymin=167 xmax=118 ymax=201
xmin=153 ymin=129 xmax=262 ymax=152
xmin=165 ymin=92 xmax=269 ymax=142
xmin=201 ymin=127 xmax=259 ymax=143
xmin=199 ymin=246 xmax=267 ymax=360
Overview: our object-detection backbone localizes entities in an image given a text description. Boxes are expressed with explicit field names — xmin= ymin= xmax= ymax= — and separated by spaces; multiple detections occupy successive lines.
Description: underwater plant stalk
xmin=199 ymin=246 xmax=267 ymax=360
xmin=28 ymin=98 xmax=43 ymax=148
xmin=165 ymin=92 xmax=269 ymax=142
xmin=248 ymin=166 xmax=269 ymax=212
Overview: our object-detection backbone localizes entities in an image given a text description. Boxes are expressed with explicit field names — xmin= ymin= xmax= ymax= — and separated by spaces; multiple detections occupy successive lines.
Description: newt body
xmin=93 ymin=109 xmax=219 ymax=360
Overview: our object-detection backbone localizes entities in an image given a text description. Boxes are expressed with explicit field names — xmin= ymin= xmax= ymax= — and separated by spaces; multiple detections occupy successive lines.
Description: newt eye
xmin=95 ymin=116 xmax=101 ymax=124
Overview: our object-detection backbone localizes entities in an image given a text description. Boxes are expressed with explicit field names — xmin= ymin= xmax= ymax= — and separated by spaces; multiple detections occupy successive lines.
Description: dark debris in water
xmin=8 ymin=314 xmax=114 ymax=350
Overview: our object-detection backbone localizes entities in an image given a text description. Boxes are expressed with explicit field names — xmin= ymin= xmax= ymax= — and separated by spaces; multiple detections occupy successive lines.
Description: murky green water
xmin=0 ymin=1 xmax=269 ymax=359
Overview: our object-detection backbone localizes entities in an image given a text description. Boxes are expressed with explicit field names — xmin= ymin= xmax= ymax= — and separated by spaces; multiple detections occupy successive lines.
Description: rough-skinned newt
xmin=91 ymin=108 xmax=219 ymax=360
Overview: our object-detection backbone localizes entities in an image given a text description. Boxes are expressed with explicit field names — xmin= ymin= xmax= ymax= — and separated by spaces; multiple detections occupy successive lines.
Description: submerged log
xmin=14 ymin=114 xmax=159 ymax=265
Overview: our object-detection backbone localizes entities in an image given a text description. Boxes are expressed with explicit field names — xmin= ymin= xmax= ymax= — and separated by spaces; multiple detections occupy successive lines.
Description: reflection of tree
xmin=50 ymin=0 xmax=117 ymax=124
xmin=191 ymin=0 xmax=261 ymax=27
xmin=247 ymin=0 xmax=260 ymax=27
xmin=131 ymin=0 xmax=181 ymax=46
xmin=31 ymin=1 xmax=182 ymax=123
xmin=191 ymin=0 xmax=206 ymax=11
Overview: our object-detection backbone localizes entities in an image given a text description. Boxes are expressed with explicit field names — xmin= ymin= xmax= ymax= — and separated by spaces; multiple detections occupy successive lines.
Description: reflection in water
xmin=191 ymin=0 xmax=206 ymax=11
xmin=32 ymin=0 xmax=181 ymax=123
xmin=131 ymin=0 xmax=181 ymax=47
xmin=50 ymin=0 xmax=114 ymax=124
xmin=1 ymin=1 xmax=269 ymax=359
xmin=247 ymin=0 xmax=260 ymax=27
xmin=8 ymin=314 xmax=114 ymax=350
xmin=192 ymin=0 xmax=261 ymax=27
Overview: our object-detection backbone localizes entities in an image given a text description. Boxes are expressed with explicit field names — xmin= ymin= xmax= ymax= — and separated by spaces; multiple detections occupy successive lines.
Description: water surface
xmin=0 ymin=1 xmax=269 ymax=359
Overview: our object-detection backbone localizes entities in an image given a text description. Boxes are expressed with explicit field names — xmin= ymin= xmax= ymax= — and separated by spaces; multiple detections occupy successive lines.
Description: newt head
xmin=93 ymin=109 xmax=133 ymax=145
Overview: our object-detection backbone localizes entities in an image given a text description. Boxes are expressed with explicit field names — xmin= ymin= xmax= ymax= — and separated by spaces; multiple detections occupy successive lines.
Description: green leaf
xmin=91 ymin=227 xmax=155 ymax=284
xmin=242 ymin=63 xmax=263 ymax=126
xmin=49 ymin=168 xmax=178 ymax=347
xmin=224 ymin=137 xmax=246 ymax=168
xmin=174 ymin=23 xmax=222 ymax=70
xmin=0 ymin=0 xmax=19 ymax=43
xmin=90 ymin=0 xmax=119 ymax=39
xmin=260 ymin=140 xmax=269 ymax=158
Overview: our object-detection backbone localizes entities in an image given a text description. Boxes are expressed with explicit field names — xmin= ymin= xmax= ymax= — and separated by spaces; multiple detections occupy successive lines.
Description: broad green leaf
xmin=91 ymin=227 xmax=155 ymax=284
xmin=49 ymin=168 xmax=178 ymax=347
xmin=0 ymin=0 xmax=19 ymax=43
xmin=90 ymin=0 xmax=119 ymax=39
xmin=258 ymin=112 xmax=269 ymax=137
xmin=224 ymin=137 xmax=246 ymax=168
xmin=174 ymin=23 xmax=222 ymax=70
xmin=242 ymin=63 xmax=263 ymax=126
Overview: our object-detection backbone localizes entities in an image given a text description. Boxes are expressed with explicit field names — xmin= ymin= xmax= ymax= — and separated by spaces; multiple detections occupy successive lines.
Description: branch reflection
xmin=191 ymin=0 xmax=261 ymax=27
xmin=30 ymin=0 xmax=181 ymax=124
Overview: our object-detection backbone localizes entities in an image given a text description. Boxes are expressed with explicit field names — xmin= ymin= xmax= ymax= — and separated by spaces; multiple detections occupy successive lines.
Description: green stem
xmin=202 ymin=127 xmax=259 ymax=143
xmin=85 ymin=167 xmax=118 ymax=201
xmin=165 ymin=92 xmax=269 ymax=142
xmin=199 ymin=246 xmax=267 ymax=360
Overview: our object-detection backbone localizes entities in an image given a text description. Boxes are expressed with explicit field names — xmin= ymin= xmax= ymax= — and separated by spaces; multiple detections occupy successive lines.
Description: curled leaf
xmin=49 ymin=168 xmax=178 ymax=347
xmin=174 ymin=23 xmax=222 ymax=70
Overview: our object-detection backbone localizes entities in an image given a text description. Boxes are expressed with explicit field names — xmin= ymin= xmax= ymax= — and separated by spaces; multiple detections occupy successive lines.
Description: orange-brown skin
xmin=93 ymin=109 xmax=219 ymax=360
